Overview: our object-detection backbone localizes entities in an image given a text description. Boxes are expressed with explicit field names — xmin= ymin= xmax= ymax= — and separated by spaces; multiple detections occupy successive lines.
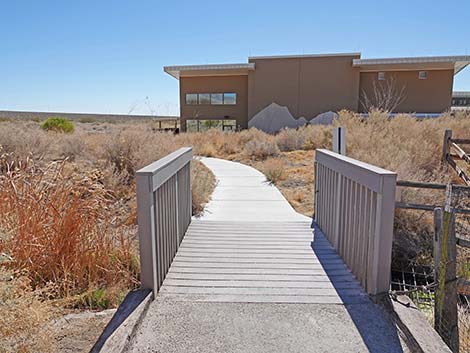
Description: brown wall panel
xmin=180 ymin=75 xmax=248 ymax=130
xmin=248 ymin=55 xmax=361 ymax=120
xmin=359 ymin=70 xmax=454 ymax=113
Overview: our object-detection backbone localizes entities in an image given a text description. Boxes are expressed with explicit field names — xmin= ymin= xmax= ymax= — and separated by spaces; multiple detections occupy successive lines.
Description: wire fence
xmin=391 ymin=185 xmax=470 ymax=352
xmin=453 ymin=187 xmax=470 ymax=353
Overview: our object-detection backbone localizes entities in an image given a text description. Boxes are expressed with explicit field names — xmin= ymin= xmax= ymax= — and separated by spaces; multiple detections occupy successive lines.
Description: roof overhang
xmin=164 ymin=63 xmax=255 ymax=80
xmin=453 ymin=91 xmax=470 ymax=98
xmin=353 ymin=55 xmax=470 ymax=75
xmin=248 ymin=52 xmax=361 ymax=60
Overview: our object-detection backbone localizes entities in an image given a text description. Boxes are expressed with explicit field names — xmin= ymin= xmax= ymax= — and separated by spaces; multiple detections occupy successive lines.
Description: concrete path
xmin=198 ymin=157 xmax=310 ymax=222
xmin=126 ymin=158 xmax=408 ymax=353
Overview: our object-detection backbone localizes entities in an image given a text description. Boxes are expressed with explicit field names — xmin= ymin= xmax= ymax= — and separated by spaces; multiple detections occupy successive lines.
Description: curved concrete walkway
xmin=198 ymin=157 xmax=310 ymax=222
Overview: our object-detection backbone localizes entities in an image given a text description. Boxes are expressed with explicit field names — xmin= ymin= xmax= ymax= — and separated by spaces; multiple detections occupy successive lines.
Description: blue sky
xmin=1 ymin=0 xmax=469 ymax=116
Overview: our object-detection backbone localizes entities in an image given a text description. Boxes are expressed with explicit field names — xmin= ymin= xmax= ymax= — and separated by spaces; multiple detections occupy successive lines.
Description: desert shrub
xmin=276 ymin=128 xmax=305 ymax=151
xmin=0 ymin=122 xmax=54 ymax=158
xmin=197 ymin=143 xmax=218 ymax=157
xmin=299 ymin=124 xmax=331 ymax=150
xmin=243 ymin=139 xmax=280 ymax=160
xmin=40 ymin=117 xmax=75 ymax=133
xmin=0 ymin=156 xmax=139 ymax=302
xmin=55 ymin=132 xmax=87 ymax=161
xmin=262 ymin=158 xmax=285 ymax=184
xmin=78 ymin=116 xmax=97 ymax=123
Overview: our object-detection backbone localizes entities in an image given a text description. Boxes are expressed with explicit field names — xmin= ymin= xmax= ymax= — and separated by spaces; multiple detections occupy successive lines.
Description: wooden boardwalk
xmin=159 ymin=220 xmax=368 ymax=304
xmin=128 ymin=154 xmax=408 ymax=353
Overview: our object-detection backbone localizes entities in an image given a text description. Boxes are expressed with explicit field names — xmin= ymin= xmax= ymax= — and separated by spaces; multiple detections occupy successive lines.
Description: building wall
xmin=179 ymin=75 xmax=248 ymax=131
xmin=359 ymin=70 xmax=454 ymax=113
xmin=247 ymin=55 xmax=361 ymax=120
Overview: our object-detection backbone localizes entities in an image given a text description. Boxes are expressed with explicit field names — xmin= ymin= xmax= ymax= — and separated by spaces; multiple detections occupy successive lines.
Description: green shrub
xmin=40 ymin=117 xmax=75 ymax=133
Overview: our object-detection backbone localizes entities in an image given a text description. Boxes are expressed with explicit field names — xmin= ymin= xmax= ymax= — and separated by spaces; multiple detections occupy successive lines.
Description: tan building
xmin=164 ymin=53 xmax=470 ymax=132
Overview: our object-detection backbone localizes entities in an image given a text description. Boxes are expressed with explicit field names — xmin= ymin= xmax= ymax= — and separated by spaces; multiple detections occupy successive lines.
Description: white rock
xmin=309 ymin=111 xmax=338 ymax=125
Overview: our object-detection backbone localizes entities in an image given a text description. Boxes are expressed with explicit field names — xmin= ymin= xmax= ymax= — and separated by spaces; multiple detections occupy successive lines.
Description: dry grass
xmin=261 ymin=158 xmax=286 ymax=184
xmin=191 ymin=160 xmax=216 ymax=215
xmin=0 ymin=155 xmax=139 ymax=304
xmin=0 ymin=272 xmax=56 ymax=353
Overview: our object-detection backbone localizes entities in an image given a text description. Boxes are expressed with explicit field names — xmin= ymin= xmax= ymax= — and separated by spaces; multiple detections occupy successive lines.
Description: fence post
xmin=369 ymin=173 xmax=396 ymax=296
xmin=434 ymin=185 xmax=459 ymax=352
xmin=442 ymin=129 xmax=452 ymax=164
xmin=136 ymin=173 xmax=158 ymax=295
xmin=333 ymin=126 xmax=346 ymax=155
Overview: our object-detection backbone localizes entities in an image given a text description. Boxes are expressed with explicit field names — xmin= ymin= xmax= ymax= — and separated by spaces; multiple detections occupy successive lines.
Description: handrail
xmin=136 ymin=147 xmax=192 ymax=294
xmin=315 ymin=149 xmax=397 ymax=296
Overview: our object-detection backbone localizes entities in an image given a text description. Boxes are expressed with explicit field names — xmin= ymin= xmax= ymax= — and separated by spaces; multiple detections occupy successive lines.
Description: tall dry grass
xmin=0 ymin=154 xmax=139 ymax=304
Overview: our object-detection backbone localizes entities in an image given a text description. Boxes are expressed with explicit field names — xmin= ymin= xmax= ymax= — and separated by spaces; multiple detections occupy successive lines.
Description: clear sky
xmin=1 ymin=0 xmax=469 ymax=116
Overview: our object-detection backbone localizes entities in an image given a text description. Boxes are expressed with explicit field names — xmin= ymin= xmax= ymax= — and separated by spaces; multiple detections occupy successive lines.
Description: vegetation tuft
xmin=40 ymin=117 xmax=75 ymax=133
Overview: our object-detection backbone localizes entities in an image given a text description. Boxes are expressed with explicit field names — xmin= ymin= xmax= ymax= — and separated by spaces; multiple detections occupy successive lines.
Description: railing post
xmin=368 ymin=174 xmax=396 ymax=296
xmin=434 ymin=186 xmax=459 ymax=352
xmin=442 ymin=129 xmax=452 ymax=164
xmin=333 ymin=126 xmax=346 ymax=155
xmin=136 ymin=173 xmax=158 ymax=295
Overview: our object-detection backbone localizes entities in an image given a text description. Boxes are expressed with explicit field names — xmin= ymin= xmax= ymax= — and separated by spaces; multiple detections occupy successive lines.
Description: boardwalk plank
xmin=165 ymin=272 xmax=357 ymax=282
xmin=162 ymin=279 xmax=362 ymax=289
xmin=160 ymin=218 xmax=364 ymax=304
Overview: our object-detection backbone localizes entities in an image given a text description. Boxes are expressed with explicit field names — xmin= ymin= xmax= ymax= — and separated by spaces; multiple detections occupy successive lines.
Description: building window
xmin=198 ymin=93 xmax=211 ymax=104
xmin=223 ymin=93 xmax=237 ymax=105
xmin=185 ymin=93 xmax=198 ymax=105
xmin=185 ymin=92 xmax=237 ymax=105
xmin=210 ymin=93 xmax=223 ymax=105
xmin=419 ymin=71 xmax=427 ymax=80
xmin=186 ymin=119 xmax=237 ymax=133
xmin=378 ymin=72 xmax=385 ymax=81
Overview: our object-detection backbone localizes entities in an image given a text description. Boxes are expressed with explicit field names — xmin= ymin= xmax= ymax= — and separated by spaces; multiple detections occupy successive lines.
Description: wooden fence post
xmin=434 ymin=185 xmax=459 ymax=352
xmin=333 ymin=127 xmax=346 ymax=155
xmin=442 ymin=129 xmax=452 ymax=164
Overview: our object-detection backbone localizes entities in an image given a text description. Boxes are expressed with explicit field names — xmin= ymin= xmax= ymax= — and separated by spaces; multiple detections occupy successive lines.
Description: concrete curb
xmin=90 ymin=289 xmax=153 ymax=353
xmin=386 ymin=295 xmax=452 ymax=353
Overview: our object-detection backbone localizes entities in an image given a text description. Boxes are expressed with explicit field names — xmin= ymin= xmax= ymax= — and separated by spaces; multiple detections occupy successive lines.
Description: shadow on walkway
xmin=310 ymin=222 xmax=405 ymax=353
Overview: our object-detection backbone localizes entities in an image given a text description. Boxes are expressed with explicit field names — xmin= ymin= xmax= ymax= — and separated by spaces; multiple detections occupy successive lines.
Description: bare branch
xmin=361 ymin=76 xmax=406 ymax=113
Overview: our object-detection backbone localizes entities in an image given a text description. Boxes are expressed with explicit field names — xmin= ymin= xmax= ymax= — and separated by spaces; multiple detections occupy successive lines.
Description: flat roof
xmin=353 ymin=55 xmax=470 ymax=74
xmin=164 ymin=54 xmax=470 ymax=79
xmin=453 ymin=91 xmax=470 ymax=98
xmin=164 ymin=63 xmax=255 ymax=79
xmin=248 ymin=52 xmax=361 ymax=60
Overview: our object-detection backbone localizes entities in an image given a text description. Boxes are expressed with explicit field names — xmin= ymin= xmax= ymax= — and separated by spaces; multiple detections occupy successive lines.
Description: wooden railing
xmin=314 ymin=149 xmax=397 ymax=296
xmin=136 ymin=147 xmax=192 ymax=294
xmin=442 ymin=129 xmax=470 ymax=185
